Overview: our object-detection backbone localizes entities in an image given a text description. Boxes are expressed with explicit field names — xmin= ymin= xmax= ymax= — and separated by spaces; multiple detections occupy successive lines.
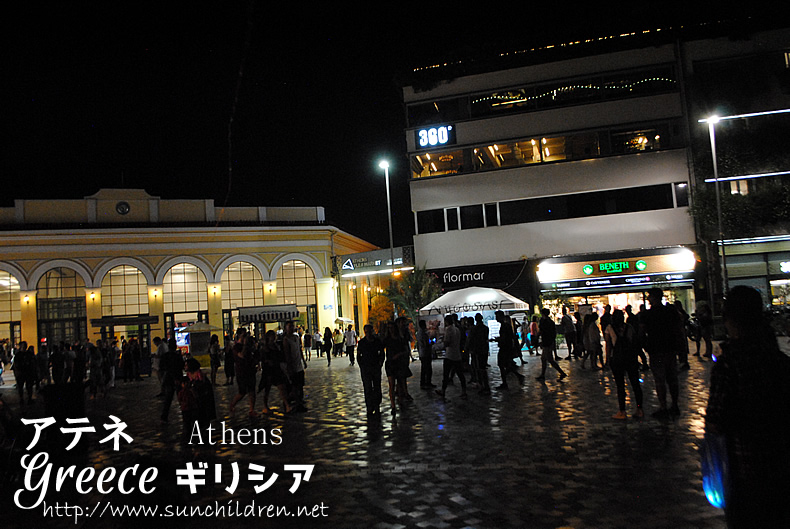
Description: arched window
xmin=36 ymin=267 xmax=87 ymax=346
xmin=163 ymin=263 xmax=208 ymax=314
xmin=0 ymin=271 xmax=21 ymax=342
xmin=276 ymin=260 xmax=316 ymax=307
xmin=221 ymin=261 xmax=264 ymax=310
xmin=101 ymin=265 xmax=149 ymax=316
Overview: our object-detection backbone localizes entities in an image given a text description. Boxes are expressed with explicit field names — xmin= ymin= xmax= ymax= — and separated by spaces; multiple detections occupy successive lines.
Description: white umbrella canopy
xmin=419 ymin=287 xmax=529 ymax=316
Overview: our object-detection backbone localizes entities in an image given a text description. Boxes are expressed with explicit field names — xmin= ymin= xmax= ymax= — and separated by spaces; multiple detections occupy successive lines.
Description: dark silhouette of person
xmin=705 ymin=285 xmax=790 ymax=527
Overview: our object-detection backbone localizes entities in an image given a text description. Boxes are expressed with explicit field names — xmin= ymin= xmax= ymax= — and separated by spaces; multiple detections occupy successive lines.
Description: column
xmin=315 ymin=278 xmax=335 ymax=333
xmin=85 ymin=288 xmax=103 ymax=343
xmin=19 ymin=291 xmax=38 ymax=348
xmin=148 ymin=285 xmax=166 ymax=339
xmin=207 ymin=283 xmax=223 ymax=333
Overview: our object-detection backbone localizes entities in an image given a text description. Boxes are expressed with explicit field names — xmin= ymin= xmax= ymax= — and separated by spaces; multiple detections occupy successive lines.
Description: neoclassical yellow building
xmin=0 ymin=189 xmax=377 ymax=354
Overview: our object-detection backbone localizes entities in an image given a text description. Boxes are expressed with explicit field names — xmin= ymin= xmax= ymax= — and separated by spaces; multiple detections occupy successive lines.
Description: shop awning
xmin=238 ymin=304 xmax=299 ymax=323
xmin=419 ymin=287 xmax=529 ymax=315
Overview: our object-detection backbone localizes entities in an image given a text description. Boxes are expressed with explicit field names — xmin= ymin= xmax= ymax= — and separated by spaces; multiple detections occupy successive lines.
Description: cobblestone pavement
xmin=1 ymin=340 xmax=761 ymax=529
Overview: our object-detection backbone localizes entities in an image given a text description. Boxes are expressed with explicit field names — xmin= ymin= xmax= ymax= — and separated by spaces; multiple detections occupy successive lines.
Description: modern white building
xmin=403 ymin=23 xmax=790 ymax=312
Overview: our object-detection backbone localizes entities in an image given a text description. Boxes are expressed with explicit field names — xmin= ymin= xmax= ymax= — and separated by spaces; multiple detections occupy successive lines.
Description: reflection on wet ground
xmin=1 ymin=342 xmax=739 ymax=528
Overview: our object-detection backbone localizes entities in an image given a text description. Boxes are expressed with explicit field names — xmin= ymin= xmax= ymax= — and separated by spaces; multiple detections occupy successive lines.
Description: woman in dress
xmin=383 ymin=320 xmax=411 ymax=415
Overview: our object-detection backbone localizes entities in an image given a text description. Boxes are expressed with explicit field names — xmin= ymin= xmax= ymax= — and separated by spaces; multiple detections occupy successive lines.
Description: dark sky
xmin=2 ymin=3 xmax=772 ymax=247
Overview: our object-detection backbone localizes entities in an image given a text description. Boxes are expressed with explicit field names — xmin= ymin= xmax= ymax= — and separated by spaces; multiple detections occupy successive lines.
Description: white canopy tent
xmin=238 ymin=304 xmax=299 ymax=324
xmin=419 ymin=287 xmax=529 ymax=316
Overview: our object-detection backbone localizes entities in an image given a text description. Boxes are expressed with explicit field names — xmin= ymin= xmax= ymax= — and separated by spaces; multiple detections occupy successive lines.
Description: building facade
xmin=0 ymin=189 xmax=377 ymax=352
xmin=403 ymin=23 xmax=790 ymax=313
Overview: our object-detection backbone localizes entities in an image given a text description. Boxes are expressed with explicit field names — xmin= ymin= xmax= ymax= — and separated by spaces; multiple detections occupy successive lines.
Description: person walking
xmin=436 ymin=315 xmax=467 ymax=400
xmin=283 ymin=321 xmax=308 ymax=412
xmin=229 ymin=336 xmax=258 ymax=417
xmin=536 ymin=308 xmax=567 ymax=381
xmin=416 ymin=319 xmax=434 ymax=389
xmin=344 ymin=325 xmax=358 ymax=366
xmin=603 ymin=310 xmax=643 ymax=419
xmin=323 ymin=327 xmax=333 ymax=366
xmin=159 ymin=341 xmax=184 ymax=424
xmin=209 ymin=334 xmax=222 ymax=387
xmin=384 ymin=320 xmax=411 ymax=415
xmin=357 ymin=324 xmax=386 ymax=418
xmin=560 ymin=307 xmax=577 ymax=360
xmin=257 ymin=330 xmax=292 ymax=414
xmin=674 ymin=300 xmax=691 ymax=370
xmin=581 ymin=313 xmax=603 ymax=369
xmin=696 ymin=302 xmax=714 ymax=358
xmin=494 ymin=310 xmax=524 ymax=389
xmin=640 ymin=288 xmax=684 ymax=420
xmin=223 ymin=335 xmax=235 ymax=386
xmin=152 ymin=336 xmax=167 ymax=396
xmin=468 ymin=313 xmax=491 ymax=395
xmin=178 ymin=358 xmax=216 ymax=459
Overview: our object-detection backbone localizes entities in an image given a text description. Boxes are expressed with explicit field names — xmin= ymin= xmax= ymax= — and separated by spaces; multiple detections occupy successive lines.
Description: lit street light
xmin=379 ymin=160 xmax=398 ymax=317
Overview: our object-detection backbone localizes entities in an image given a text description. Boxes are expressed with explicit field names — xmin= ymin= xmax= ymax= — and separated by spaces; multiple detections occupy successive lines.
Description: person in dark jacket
xmin=159 ymin=337 xmax=184 ymax=424
xmin=705 ymin=285 xmax=790 ymax=528
xmin=179 ymin=357 xmax=216 ymax=458
xmin=536 ymin=308 xmax=567 ymax=381
xmin=357 ymin=324 xmax=386 ymax=418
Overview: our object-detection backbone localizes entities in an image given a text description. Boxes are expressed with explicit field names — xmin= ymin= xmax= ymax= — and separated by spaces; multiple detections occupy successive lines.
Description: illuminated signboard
xmin=415 ymin=125 xmax=456 ymax=150
xmin=538 ymin=250 xmax=696 ymax=285
xmin=583 ymin=260 xmax=647 ymax=276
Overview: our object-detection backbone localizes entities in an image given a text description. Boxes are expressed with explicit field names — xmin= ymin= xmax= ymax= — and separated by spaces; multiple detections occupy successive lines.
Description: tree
xmin=367 ymin=295 xmax=394 ymax=335
xmin=384 ymin=265 xmax=442 ymax=323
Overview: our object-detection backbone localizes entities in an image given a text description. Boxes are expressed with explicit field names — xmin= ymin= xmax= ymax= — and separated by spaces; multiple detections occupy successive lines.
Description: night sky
xmin=2 ymin=4 xmax=771 ymax=247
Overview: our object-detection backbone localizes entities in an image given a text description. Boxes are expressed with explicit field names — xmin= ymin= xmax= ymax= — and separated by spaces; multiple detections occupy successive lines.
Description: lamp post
xmin=379 ymin=160 xmax=398 ymax=317
xmin=699 ymin=108 xmax=790 ymax=298
xmin=706 ymin=116 xmax=729 ymax=295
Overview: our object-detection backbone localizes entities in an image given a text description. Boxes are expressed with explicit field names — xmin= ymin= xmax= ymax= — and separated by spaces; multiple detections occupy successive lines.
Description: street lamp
xmin=706 ymin=115 xmax=729 ymax=295
xmin=700 ymin=108 xmax=790 ymax=297
xmin=379 ymin=160 xmax=397 ymax=277
xmin=379 ymin=160 xmax=399 ymax=317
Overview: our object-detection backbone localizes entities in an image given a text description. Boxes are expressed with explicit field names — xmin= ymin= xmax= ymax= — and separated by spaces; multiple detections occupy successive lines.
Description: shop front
xmin=537 ymin=247 xmax=699 ymax=315
xmin=429 ymin=260 xmax=533 ymax=304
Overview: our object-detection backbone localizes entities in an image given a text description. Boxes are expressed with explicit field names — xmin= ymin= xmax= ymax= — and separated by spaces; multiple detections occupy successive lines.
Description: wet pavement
xmin=1 ymin=340 xmax=756 ymax=529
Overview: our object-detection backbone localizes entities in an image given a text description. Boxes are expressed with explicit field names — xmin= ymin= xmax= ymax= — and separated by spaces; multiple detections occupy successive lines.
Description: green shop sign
xmin=583 ymin=259 xmax=649 ymax=276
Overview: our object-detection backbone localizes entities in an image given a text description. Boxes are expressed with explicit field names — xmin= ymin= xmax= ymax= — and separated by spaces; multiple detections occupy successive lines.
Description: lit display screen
xmin=415 ymin=125 xmax=456 ymax=150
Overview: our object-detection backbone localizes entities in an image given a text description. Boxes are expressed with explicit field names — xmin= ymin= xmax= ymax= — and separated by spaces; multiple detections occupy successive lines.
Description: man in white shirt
xmin=344 ymin=325 xmax=358 ymax=367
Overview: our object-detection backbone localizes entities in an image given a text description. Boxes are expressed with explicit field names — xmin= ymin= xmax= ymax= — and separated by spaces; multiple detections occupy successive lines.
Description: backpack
xmin=612 ymin=325 xmax=638 ymax=365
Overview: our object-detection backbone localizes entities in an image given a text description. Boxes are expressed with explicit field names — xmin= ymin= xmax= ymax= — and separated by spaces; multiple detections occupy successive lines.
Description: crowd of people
xmin=1 ymin=284 xmax=787 ymax=525
xmin=0 ymin=337 xmax=146 ymax=406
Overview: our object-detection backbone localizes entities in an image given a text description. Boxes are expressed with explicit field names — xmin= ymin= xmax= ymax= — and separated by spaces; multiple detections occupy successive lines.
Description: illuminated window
xmin=163 ymin=264 xmax=208 ymax=314
xmin=101 ymin=266 xmax=149 ymax=316
xmin=411 ymin=149 xmax=466 ymax=178
xmin=410 ymin=121 xmax=677 ymax=179
xmin=730 ymin=180 xmax=749 ymax=195
xmin=36 ymin=268 xmax=88 ymax=345
xmin=221 ymin=261 xmax=264 ymax=310
xmin=0 ymin=271 xmax=21 ymax=325
xmin=611 ymin=125 xmax=667 ymax=154
xmin=276 ymin=260 xmax=316 ymax=309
